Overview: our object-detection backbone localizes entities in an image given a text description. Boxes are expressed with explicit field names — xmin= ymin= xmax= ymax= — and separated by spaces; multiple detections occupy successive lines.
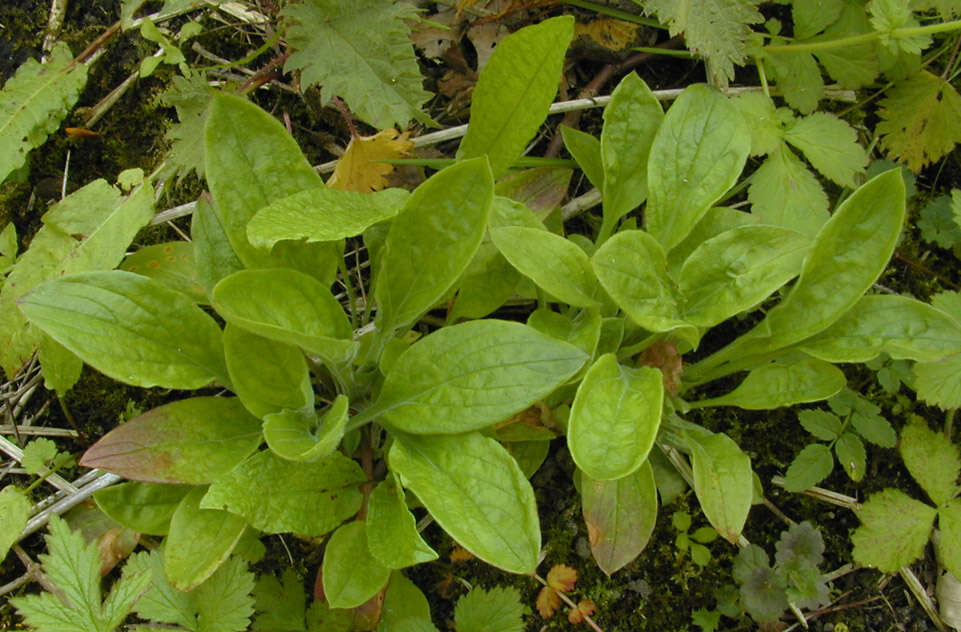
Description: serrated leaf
xmin=878 ymin=70 xmax=961 ymax=172
xmin=852 ymin=488 xmax=936 ymax=572
xmin=21 ymin=438 xmax=60 ymax=475
xmin=933 ymin=289 xmax=961 ymax=320
xmin=784 ymin=443 xmax=834 ymax=492
xmin=775 ymin=520 xmax=825 ymax=567
xmin=783 ymin=112 xmax=867 ymax=188
xmin=918 ymin=194 xmax=961 ymax=249
xmin=158 ymin=72 xmax=212 ymax=183
xmin=835 ymin=432 xmax=866 ymax=482
xmin=766 ymin=50 xmax=824 ymax=114
xmin=581 ymin=461 xmax=658 ymax=575
xmin=869 ymin=0 xmax=931 ymax=55
xmin=282 ymin=0 xmax=431 ymax=129
xmin=568 ymin=354 xmax=663 ymax=480
xmin=80 ymin=397 xmax=261 ymax=484
xmin=900 ymin=420 xmax=961 ymax=507
xmin=202 ymin=450 xmax=365 ymax=537
xmin=0 ymin=486 xmax=30 ymax=560
xmin=454 ymin=586 xmax=526 ymax=632
xmin=0 ymin=42 xmax=88 ymax=184
xmin=389 ymin=432 xmax=540 ymax=574
xmin=732 ymin=92 xmax=782 ymax=156
xmin=372 ymin=320 xmax=587 ymax=435
xmin=914 ymin=353 xmax=961 ymax=409
xmin=457 ymin=16 xmax=574 ymax=178
xmin=748 ymin=143 xmax=829 ymax=237
xmin=252 ymin=569 xmax=306 ymax=632
xmin=20 ymin=271 xmax=228 ymax=389
xmin=798 ymin=409 xmax=842 ymax=441
xmin=10 ymin=516 xmax=151 ymax=632
xmin=792 ymin=0 xmax=845 ymax=39
xmin=643 ymin=0 xmax=763 ymax=86
xmin=327 ymin=129 xmax=414 ymax=192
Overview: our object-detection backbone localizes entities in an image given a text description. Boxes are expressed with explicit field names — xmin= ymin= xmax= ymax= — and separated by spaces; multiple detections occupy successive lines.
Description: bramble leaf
xmin=643 ymin=0 xmax=763 ymax=86
xmin=282 ymin=0 xmax=431 ymax=129
xmin=10 ymin=516 xmax=151 ymax=632
xmin=877 ymin=70 xmax=961 ymax=171
xmin=454 ymin=586 xmax=526 ymax=632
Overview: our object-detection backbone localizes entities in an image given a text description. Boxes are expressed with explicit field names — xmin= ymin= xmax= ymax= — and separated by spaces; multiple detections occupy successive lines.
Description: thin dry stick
xmin=533 ymin=573 xmax=604 ymax=632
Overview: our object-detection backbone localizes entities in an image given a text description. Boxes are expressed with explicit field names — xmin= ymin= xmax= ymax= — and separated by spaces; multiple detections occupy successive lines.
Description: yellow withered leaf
xmin=575 ymin=18 xmax=639 ymax=51
xmin=327 ymin=128 xmax=413 ymax=192
xmin=546 ymin=563 xmax=578 ymax=592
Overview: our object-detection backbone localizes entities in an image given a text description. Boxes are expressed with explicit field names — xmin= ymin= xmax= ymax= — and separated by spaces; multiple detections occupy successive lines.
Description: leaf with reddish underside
xmin=80 ymin=397 xmax=262 ymax=484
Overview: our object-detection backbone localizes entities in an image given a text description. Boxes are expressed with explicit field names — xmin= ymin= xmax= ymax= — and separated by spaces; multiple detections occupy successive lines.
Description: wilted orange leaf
xmin=575 ymin=18 xmax=639 ymax=51
xmin=568 ymin=599 xmax=596 ymax=624
xmin=639 ymin=340 xmax=683 ymax=395
xmin=449 ymin=546 xmax=475 ymax=563
xmin=546 ymin=563 xmax=578 ymax=592
xmin=536 ymin=586 xmax=561 ymax=618
xmin=327 ymin=128 xmax=413 ymax=192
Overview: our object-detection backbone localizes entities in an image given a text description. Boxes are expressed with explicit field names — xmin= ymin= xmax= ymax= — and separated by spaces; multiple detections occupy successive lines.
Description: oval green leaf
xmin=93 ymin=481 xmax=191 ymax=535
xmin=224 ymin=323 xmax=313 ymax=418
xmin=79 ymin=397 xmax=262 ymax=484
xmin=783 ymin=443 xmax=834 ymax=493
xmin=679 ymin=225 xmax=810 ymax=328
xmin=568 ymin=354 xmax=663 ymax=481
xmin=686 ymin=431 xmax=752 ymax=544
xmin=201 ymin=450 xmax=365 ymax=537
xmin=366 ymin=474 xmax=438 ymax=569
xmin=374 ymin=157 xmax=493 ymax=334
xmin=19 ymin=270 xmax=228 ymax=389
xmin=457 ymin=16 xmax=574 ymax=178
xmin=165 ymin=486 xmax=248 ymax=591
xmin=560 ymin=125 xmax=603 ymax=192
xmin=0 ymin=486 xmax=30 ymax=560
xmin=389 ymin=432 xmax=540 ymax=574
xmin=120 ymin=241 xmax=205 ymax=303
xmin=322 ymin=521 xmax=391 ymax=609
xmin=690 ymin=357 xmax=845 ymax=410
xmin=490 ymin=226 xmax=601 ymax=308
xmin=581 ymin=461 xmax=658 ymax=576
xmin=248 ymin=187 xmax=409 ymax=248
xmin=646 ymin=84 xmax=750 ymax=252
xmin=373 ymin=319 xmax=587 ymax=434
xmin=263 ymin=395 xmax=349 ymax=462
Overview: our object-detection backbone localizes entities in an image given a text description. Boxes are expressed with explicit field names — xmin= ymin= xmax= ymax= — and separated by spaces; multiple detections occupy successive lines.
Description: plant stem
xmin=764 ymin=19 xmax=961 ymax=54
xmin=562 ymin=0 xmax=664 ymax=29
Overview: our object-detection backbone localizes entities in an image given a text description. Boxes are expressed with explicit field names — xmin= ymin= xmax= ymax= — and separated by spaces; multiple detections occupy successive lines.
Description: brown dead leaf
xmin=575 ymin=18 xmax=640 ymax=51
xmin=546 ymin=563 xmax=578 ymax=592
xmin=467 ymin=21 xmax=509 ymax=70
xmin=410 ymin=9 xmax=459 ymax=60
xmin=327 ymin=128 xmax=413 ymax=193
xmin=536 ymin=586 xmax=561 ymax=619
xmin=568 ymin=599 xmax=596 ymax=624
xmin=449 ymin=546 xmax=475 ymax=563
xmin=639 ymin=340 xmax=683 ymax=395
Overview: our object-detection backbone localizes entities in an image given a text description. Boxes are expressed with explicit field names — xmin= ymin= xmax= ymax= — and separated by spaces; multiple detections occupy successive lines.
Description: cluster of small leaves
xmin=672 ymin=509 xmax=718 ymax=566
xmin=534 ymin=564 xmax=595 ymax=624
xmin=784 ymin=389 xmax=897 ymax=492
xmin=732 ymin=521 xmax=829 ymax=624
xmin=852 ymin=419 xmax=961 ymax=578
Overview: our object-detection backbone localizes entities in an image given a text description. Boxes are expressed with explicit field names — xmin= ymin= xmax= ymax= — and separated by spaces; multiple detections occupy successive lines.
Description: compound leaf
xmin=783 ymin=443 xmax=834 ymax=492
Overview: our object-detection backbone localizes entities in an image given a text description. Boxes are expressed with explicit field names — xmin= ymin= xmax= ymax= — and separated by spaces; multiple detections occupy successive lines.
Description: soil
xmin=2 ymin=1 xmax=959 ymax=631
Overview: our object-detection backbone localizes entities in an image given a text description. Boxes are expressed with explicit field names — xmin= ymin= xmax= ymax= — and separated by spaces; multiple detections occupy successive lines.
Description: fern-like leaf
xmin=281 ymin=0 xmax=433 ymax=129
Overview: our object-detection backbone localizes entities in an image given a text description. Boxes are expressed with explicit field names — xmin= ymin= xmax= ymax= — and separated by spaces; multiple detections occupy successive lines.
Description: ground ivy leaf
xmin=914 ymin=353 xmax=961 ymax=409
xmin=784 ymin=443 xmax=834 ymax=492
xmin=783 ymin=112 xmax=867 ymax=188
xmin=747 ymin=143 xmax=829 ymax=237
xmin=322 ymin=522 xmax=390 ymax=610
xmin=389 ymin=432 xmax=540 ymax=574
xmin=0 ymin=486 xmax=30 ymax=560
xmin=835 ymin=431 xmax=866 ymax=482
xmin=581 ymin=461 xmax=658 ymax=576
xmin=454 ymin=586 xmax=526 ymax=632
xmin=733 ymin=544 xmax=788 ymax=623
xmin=900 ymin=420 xmax=961 ymax=507
xmin=643 ymin=0 xmax=763 ymax=86
xmin=457 ymin=16 xmax=574 ymax=179
xmin=568 ymin=354 xmax=663 ymax=481
xmin=852 ymin=488 xmax=936 ymax=572
xmin=80 ymin=397 xmax=262 ymax=485
xmin=20 ymin=270 xmax=228 ymax=389
xmin=878 ymin=70 xmax=961 ymax=172
xmin=775 ymin=521 xmax=825 ymax=567
xmin=201 ymin=450 xmax=365 ymax=537
xmin=937 ymin=500 xmax=961 ymax=579
xmin=366 ymin=475 xmax=438 ymax=569
xmin=282 ymin=0 xmax=431 ymax=129
xmin=373 ymin=319 xmax=587 ymax=435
